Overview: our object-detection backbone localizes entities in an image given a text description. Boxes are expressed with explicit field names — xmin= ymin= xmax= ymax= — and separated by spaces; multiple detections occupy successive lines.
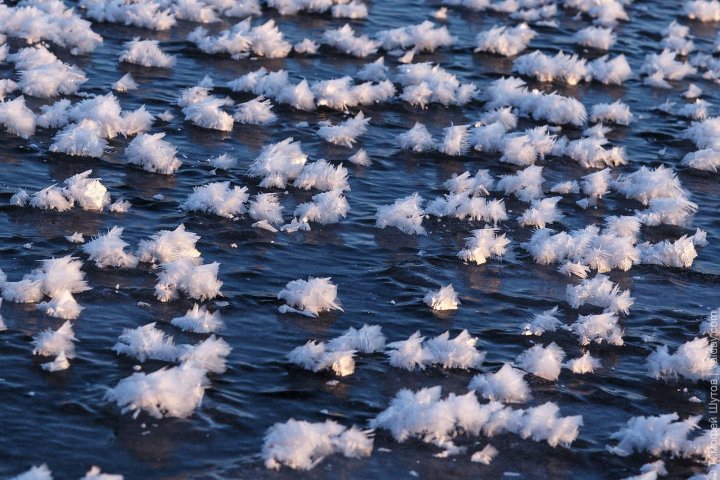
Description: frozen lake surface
xmin=0 ymin=0 xmax=718 ymax=478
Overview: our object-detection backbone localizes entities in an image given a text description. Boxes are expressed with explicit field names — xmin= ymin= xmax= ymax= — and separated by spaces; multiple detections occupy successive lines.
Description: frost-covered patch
xmin=207 ymin=153 xmax=237 ymax=170
xmin=293 ymin=38 xmax=318 ymax=54
xmin=397 ymin=63 xmax=476 ymax=108
xmin=312 ymin=77 xmax=395 ymax=111
xmin=8 ymin=46 xmax=88 ymax=99
xmin=80 ymin=0 xmax=176 ymax=30
xmin=564 ymin=0 xmax=629 ymax=26
xmin=386 ymin=330 xmax=485 ymax=371
xmin=11 ymin=170 xmax=111 ymax=212
xmin=328 ymin=324 xmax=387 ymax=353
xmin=458 ymin=228 xmax=511 ymax=265
xmin=137 ymin=224 xmax=201 ymax=265
xmin=427 ymin=190 xmax=507 ymax=224
xmin=647 ymin=337 xmax=717 ymax=381
xmin=52 ymin=93 xmax=154 ymax=140
xmin=522 ymin=306 xmax=564 ymax=336
xmin=33 ymin=320 xmax=77 ymax=371
xmin=105 ymin=364 xmax=209 ymax=419
xmin=623 ymin=461 xmax=669 ymax=480
xmin=636 ymin=197 xmax=698 ymax=227
xmin=572 ymin=312 xmax=624 ymax=346
xmin=234 ymin=97 xmax=276 ymax=124
xmin=83 ymin=226 xmax=138 ymax=268
xmin=470 ymin=444 xmax=499 ymax=465
xmin=609 ymin=413 xmax=716 ymax=464
xmin=119 ymin=38 xmax=175 ymax=67
xmin=288 ymin=323 xmax=386 ymax=377
xmin=370 ymin=386 xmax=582 ymax=454
xmin=80 ymin=466 xmax=124 ymax=479
xmin=566 ymin=352 xmax=602 ymax=374
xmin=437 ymin=124 xmax=471 ymax=156
xmin=288 ymin=341 xmax=355 ymax=376
xmin=682 ymin=117 xmax=720 ymax=171
xmin=377 ymin=21 xmax=454 ymax=53
xmin=658 ymin=98 xmax=710 ymax=121
xmin=49 ymin=120 xmax=107 ymax=158
xmin=262 ymin=419 xmax=373 ymax=470
xmin=155 ymin=258 xmax=223 ymax=302
xmin=0 ymin=78 xmax=18 ymax=102
xmin=580 ymin=168 xmax=613 ymax=205
xmin=642 ymin=50 xmax=697 ymax=88
xmin=518 ymin=196 xmax=563 ymax=228
xmin=178 ymin=86 xmax=234 ymax=131
xmin=685 ymin=0 xmax=720 ymax=21
xmin=2 ymin=256 xmax=89 ymax=321
xmin=472 ymin=121 xmax=511 ymax=153
xmin=442 ymin=169 xmax=496 ymax=196
xmin=700 ymin=308 xmax=720 ymax=337
xmin=113 ymin=322 xmax=179 ymax=362
xmin=294 ymin=189 xmax=350 ymax=225
xmin=499 ymin=125 xmax=556 ymax=166
xmin=228 ymin=68 xmax=316 ymax=111
xmin=51 ymin=95 xmax=147 ymax=144
xmin=188 ymin=19 xmax=291 ymax=59
xmin=125 ymin=133 xmax=181 ymax=174
xmin=398 ymin=122 xmax=435 ymax=152
xmin=0 ymin=1 xmax=102 ymax=54
xmin=177 ymin=335 xmax=231 ymax=374
xmin=513 ymin=51 xmax=631 ymax=86
xmin=248 ymin=137 xmax=308 ymax=188
xmin=524 ymin=224 xmax=642 ymax=274
xmin=560 ymin=130 xmax=628 ymax=169
xmin=317 ymin=111 xmax=370 ymax=147
xmin=516 ymin=342 xmax=566 ymax=381
xmin=612 ymin=165 xmax=686 ymax=205
xmin=682 ymin=149 xmax=720 ymax=172
xmin=7 ymin=464 xmax=54 ymax=480
xmin=171 ymin=304 xmax=223 ymax=333
xmin=469 ymin=364 xmax=531 ymax=403
xmin=278 ymin=277 xmax=342 ymax=317
xmin=376 ymin=193 xmax=426 ymax=234
xmin=249 ymin=193 xmax=284 ymax=226
xmin=322 ymin=24 xmax=380 ymax=58
xmin=482 ymin=77 xmax=587 ymax=126
xmin=348 ymin=148 xmax=371 ymax=165
xmin=575 ymin=26 xmax=615 ymax=50
xmin=590 ymin=101 xmax=633 ymax=125
xmin=358 ymin=57 xmax=388 ymax=82
xmin=113 ymin=73 xmax=138 ymax=93
xmin=424 ymin=284 xmax=460 ymax=311
xmin=638 ymin=233 xmax=705 ymax=268
xmin=587 ymin=55 xmax=633 ymax=85
xmin=181 ymin=181 xmax=249 ymax=219
xmin=566 ymin=274 xmax=634 ymax=315
xmin=107 ymin=321 xmax=232 ymax=418
xmin=474 ymin=24 xmax=536 ymax=57
xmin=684 ymin=118 xmax=720 ymax=150
xmin=497 ymin=165 xmax=545 ymax=201
xmin=0 ymin=96 xmax=36 ymax=138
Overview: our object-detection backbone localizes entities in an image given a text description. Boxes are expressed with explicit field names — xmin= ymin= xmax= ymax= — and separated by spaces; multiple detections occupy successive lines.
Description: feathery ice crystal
xmin=469 ymin=364 xmax=532 ymax=403
xmin=423 ymin=284 xmax=460 ymax=311
xmin=263 ymin=419 xmax=373 ymax=470
xmin=376 ymin=193 xmax=426 ymax=235
xmin=516 ymin=342 xmax=566 ymax=381
xmin=386 ymin=330 xmax=485 ymax=371
xmin=278 ymin=277 xmax=342 ymax=317
xmin=370 ymin=386 xmax=582 ymax=453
